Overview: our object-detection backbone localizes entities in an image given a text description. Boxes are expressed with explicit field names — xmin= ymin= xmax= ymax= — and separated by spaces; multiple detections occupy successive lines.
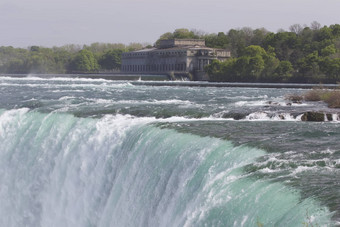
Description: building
xmin=121 ymin=39 xmax=231 ymax=80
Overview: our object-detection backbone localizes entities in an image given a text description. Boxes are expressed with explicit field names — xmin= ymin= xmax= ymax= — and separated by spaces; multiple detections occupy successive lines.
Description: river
xmin=0 ymin=75 xmax=339 ymax=226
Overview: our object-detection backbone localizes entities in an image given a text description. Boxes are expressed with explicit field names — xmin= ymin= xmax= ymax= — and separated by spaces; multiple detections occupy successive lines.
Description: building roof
xmin=124 ymin=46 xmax=226 ymax=54
xmin=122 ymin=39 xmax=230 ymax=56
xmin=159 ymin=39 xmax=205 ymax=49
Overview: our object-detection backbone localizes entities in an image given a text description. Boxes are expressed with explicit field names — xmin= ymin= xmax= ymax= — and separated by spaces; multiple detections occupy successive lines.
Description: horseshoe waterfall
xmin=0 ymin=76 xmax=339 ymax=226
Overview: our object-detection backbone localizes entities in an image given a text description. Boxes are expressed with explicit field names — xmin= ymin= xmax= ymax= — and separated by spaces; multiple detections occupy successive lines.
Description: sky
xmin=1 ymin=0 xmax=340 ymax=47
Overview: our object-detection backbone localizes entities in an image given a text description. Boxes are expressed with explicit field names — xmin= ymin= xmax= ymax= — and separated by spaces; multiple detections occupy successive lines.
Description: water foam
xmin=0 ymin=109 xmax=334 ymax=226
xmin=244 ymin=112 xmax=298 ymax=121
xmin=0 ymin=76 xmax=108 ymax=83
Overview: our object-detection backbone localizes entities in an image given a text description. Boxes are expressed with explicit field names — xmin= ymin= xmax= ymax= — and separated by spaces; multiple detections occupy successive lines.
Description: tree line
xmin=0 ymin=43 xmax=143 ymax=74
xmin=158 ymin=24 xmax=340 ymax=83
xmin=199 ymin=23 xmax=340 ymax=83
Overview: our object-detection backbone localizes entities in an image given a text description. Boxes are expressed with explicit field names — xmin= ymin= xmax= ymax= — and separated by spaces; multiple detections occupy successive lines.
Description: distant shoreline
xmin=1 ymin=73 xmax=338 ymax=89
xmin=130 ymin=81 xmax=339 ymax=89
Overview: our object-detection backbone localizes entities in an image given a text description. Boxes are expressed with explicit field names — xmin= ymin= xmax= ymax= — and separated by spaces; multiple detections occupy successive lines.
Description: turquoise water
xmin=0 ymin=76 xmax=339 ymax=226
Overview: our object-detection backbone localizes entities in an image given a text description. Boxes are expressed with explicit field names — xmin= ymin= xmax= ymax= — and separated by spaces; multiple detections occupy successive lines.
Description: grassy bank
xmin=287 ymin=88 xmax=340 ymax=108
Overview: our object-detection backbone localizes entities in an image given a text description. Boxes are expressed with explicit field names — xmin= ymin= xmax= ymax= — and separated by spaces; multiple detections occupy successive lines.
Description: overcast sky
xmin=1 ymin=0 xmax=340 ymax=47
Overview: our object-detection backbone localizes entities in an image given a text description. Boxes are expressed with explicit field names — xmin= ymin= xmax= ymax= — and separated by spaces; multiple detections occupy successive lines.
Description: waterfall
xmin=0 ymin=109 xmax=333 ymax=227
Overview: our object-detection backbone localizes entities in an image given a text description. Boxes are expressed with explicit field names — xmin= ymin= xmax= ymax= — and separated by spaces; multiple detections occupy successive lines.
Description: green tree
xmin=319 ymin=57 xmax=340 ymax=80
xmin=126 ymin=43 xmax=144 ymax=52
xmin=315 ymin=26 xmax=333 ymax=42
xmin=320 ymin=44 xmax=336 ymax=56
xmin=330 ymin=24 xmax=340 ymax=37
xmin=251 ymin=28 xmax=269 ymax=46
xmin=204 ymin=32 xmax=229 ymax=49
xmin=227 ymin=28 xmax=252 ymax=57
xmin=155 ymin=29 xmax=199 ymax=47
xmin=297 ymin=51 xmax=320 ymax=78
xmin=205 ymin=59 xmax=236 ymax=81
xmin=206 ymin=45 xmax=281 ymax=82
xmin=99 ymin=49 xmax=123 ymax=70
xmin=275 ymin=60 xmax=294 ymax=80
xmin=263 ymin=32 xmax=298 ymax=61
xmin=4 ymin=59 xmax=27 ymax=73
xmin=70 ymin=49 xmax=99 ymax=72
xmin=173 ymin=28 xmax=198 ymax=39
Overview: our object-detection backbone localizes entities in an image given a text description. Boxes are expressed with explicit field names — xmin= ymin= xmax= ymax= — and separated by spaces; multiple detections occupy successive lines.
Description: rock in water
xmin=326 ymin=113 xmax=333 ymax=121
xmin=301 ymin=112 xmax=325 ymax=122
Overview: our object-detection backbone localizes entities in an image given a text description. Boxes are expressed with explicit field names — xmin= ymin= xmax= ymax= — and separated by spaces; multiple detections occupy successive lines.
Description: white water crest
xmin=0 ymin=109 xmax=334 ymax=227
xmin=244 ymin=112 xmax=298 ymax=121
xmin=0 ymin=75 xmax=108 ymax=83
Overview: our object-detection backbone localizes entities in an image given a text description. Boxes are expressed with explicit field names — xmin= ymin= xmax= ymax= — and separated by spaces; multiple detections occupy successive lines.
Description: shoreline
xmin=130 ymin=81 xmax=339 ymax=89
xmin=1 ymin=73 xmax=339 ymax=89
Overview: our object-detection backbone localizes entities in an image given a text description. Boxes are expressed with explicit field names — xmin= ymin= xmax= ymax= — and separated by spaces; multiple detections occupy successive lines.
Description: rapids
xmin=0 ymin=76 xmax=339 ymax=226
